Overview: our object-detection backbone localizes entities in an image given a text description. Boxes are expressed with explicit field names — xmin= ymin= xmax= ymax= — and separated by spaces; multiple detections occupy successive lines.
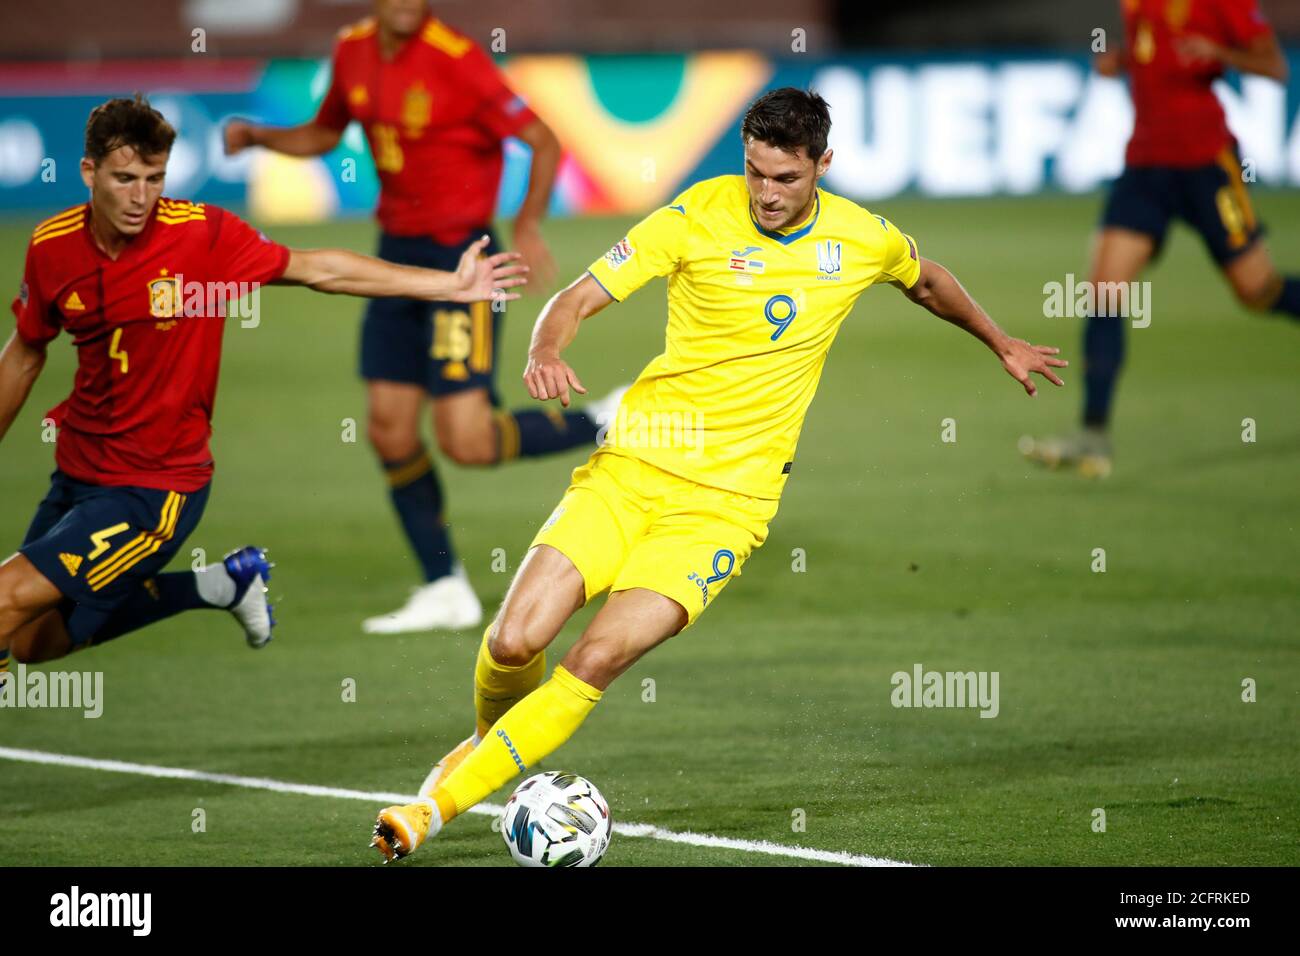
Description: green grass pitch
xmin=1 ymin=193 xmax=1297 ymax=866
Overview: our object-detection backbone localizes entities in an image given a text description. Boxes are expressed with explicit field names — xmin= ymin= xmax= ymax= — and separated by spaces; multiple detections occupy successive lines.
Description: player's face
xmin=743 ymin=139 xmax=832 ymax=231
xmin=81 ymin=146 xmax=168 ymax=237
xmin=374 ymin=0 xmax=427 ymax=36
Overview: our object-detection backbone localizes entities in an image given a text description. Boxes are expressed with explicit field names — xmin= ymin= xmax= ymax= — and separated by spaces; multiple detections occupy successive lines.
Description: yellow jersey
xmin=586 ymin=174 xmax=921 ymax=500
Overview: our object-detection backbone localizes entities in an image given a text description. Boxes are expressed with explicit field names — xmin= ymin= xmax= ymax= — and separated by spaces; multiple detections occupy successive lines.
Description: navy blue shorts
xmin=360 ymin=230 xmax=505 ymax=401
xmin=19 ymin=471 xmax=209 ymax=646
xmin=1101 ymin=145 xmax=1264 ymax=265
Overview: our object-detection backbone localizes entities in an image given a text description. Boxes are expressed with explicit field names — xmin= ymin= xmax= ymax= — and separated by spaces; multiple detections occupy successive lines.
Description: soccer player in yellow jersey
xmin=370 ymin=88 xmax=1069 ymax=862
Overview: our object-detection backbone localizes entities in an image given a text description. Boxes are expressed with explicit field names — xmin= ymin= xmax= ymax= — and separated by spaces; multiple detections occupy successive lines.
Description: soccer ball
xmin=500 ymin=771 xmax=612 ymax=867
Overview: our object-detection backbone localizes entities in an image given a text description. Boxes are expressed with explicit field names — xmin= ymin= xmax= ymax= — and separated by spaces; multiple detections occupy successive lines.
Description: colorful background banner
xmin=2 ymin=52 xmax=1299 ymax=219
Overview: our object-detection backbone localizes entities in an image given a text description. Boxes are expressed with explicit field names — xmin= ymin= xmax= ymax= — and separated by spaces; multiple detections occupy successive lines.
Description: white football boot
xmin=221 ymin=546 xmax=275 ymax=648
xmin=1018 ymin=427 xmax=1114 ymax=479
xmin=361 ymin=565 xmax=483 ymax=634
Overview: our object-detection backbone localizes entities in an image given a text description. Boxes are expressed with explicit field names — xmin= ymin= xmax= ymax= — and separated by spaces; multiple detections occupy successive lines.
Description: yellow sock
xmin=474 ymin=626 xmax=546 ymax=740
xmin=433 ymin=665 xmax=602 ymax=824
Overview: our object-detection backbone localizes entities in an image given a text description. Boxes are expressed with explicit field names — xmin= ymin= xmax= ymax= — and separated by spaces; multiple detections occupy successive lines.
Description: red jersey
xmin=314 ymin=15 xmax=538 ymax=243
xmin=11 ymin=200 xmax=290 ymax=492
xmin=1122 ymin=0 xmax=1274 ymax=167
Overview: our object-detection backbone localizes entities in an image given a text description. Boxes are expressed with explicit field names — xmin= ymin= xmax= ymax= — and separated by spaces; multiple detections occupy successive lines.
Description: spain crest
xmin=148 ymin=273 xmax=181 ymax=318
xmin=402 ymin=82 xmax=432 ymax=135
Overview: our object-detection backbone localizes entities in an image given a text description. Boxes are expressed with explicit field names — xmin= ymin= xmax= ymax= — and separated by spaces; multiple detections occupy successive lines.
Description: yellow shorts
xmin=530 ymin=449 xmax=779 ymax=626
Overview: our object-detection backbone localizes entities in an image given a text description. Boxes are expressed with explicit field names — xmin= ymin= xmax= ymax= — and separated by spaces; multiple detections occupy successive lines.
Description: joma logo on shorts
xmin=686 ymin=571 xmax=709 ymax=609
xmin=686 ymin=549 xmax=736 ymax=609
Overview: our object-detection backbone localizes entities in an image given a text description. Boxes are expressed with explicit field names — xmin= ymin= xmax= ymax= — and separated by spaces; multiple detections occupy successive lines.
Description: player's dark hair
xmin=84 ymin=93 xmax=176 ymax=165
xmin=741 ymin=88 xmax=831 ymax=162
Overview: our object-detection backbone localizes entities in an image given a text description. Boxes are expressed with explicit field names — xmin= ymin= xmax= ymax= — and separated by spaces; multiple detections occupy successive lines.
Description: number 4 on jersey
xmin=109 ymin=327 xmax=129 ymax=373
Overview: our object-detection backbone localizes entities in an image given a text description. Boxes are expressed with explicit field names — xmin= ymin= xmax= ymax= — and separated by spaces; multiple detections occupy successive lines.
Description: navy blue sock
xmin=1082 ymin=313 xmax=1125 ymax=429
xmin=496 ymin=409 xmax=598 ymax=461
xmin=91 ymin=572 xmax=210 ymax=645
xmin=384 ymin=449 xmax=455 ymax=583
xmin=0 ymin=646 xmax=9 ymax=686
xmin=1271 ymin=278 xmax=1300 ymax=319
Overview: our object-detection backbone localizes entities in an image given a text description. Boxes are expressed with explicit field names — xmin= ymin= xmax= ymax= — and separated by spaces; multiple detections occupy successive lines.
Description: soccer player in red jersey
xmin=225 ymin=0 xmax=621 ymax=634
xmin=1022 ymin=0 xmax=1294 ymax=476
xmin=0 ymin=95 xmax=524 ymax=686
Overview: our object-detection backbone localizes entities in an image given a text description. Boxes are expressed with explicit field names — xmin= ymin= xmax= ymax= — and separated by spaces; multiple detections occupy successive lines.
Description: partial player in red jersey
xmin=0 ymin=95 xmax=525 ymax=685
xmin=1022 ymin=0 xmax=1296 ymax=477
xmin=225 ymin=0 xmax=624 ymax=634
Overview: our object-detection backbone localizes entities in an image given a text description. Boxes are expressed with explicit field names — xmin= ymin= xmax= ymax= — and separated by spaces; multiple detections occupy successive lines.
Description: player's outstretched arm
xmin=523 ymin=273 xmax=614 ymax=407
xmin=223 ymin=119 xmax=343 ymax=158
xmin=897 ymin=257 xmax=1068 ymax=397
xmin=0 ymin=331 xmax=47 ymax=444
xmin=511 ymin=119 xmax=562 ymax=287
xmin=277 ymin=236 xmax=527 ymax=304
xmin=1178 ymin=31 xmax=1288 ymax=82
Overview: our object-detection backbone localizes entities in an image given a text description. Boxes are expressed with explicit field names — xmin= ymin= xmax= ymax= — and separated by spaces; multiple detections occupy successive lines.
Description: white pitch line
xmin=0 ymin=746 xmax=912 ymax=867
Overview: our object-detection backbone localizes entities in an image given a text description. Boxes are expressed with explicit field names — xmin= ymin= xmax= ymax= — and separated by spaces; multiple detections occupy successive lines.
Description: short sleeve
xmin=874 ymin=215 xmax=921 ymax=289
xmin=314 ymin=48 xmax=351 ymax=132
xmin=586 ymin=202 xmax=690 ymax=303
xmin=1221 ymin=0 xmax=1273 ymax=46
xmin=11 ymin=241 xmax=59 ymax=347
xmin=208 ymin=208 xmax=291 ymax=285
xmin=459 ymin=45 xmax=538 ymax=140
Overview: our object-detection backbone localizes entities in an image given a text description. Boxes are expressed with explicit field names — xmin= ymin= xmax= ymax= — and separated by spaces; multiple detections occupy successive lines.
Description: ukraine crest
xmin=816 ymin=240 xmax=842 ymax=276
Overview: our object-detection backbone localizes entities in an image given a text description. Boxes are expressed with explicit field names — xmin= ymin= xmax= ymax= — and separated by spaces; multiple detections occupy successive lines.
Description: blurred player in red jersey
xmin=1022 ymin=0 xmax=1294 ymax=477
xmin=225 ymin=0 xmax=622 ymax=634
xmin=0 ymin=95 xmax=524 ymax=685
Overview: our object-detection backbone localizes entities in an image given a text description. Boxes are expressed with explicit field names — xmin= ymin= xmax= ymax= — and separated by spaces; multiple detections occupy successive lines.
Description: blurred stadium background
xmin=2 ymin=0 xmax=1299 ymax=221
xmin=1 ymin=1 xmax=1297 ymax=867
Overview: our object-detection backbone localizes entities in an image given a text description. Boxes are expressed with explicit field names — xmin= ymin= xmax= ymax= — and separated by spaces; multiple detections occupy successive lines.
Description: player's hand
xmin=1176 ymin=34 xmax=1222 ymax=65
xmin=452 ymin=235 xmax=529 ymax=305
xmin=512 ymin=220 xmax=558 ymax=288
xmin=523 ymin=351 xmax=587 ymax=408
xmin=998 ymin=339 xmax=1067 ymax=397
xmin=223 ymin=120 xmax=256 ymax=156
